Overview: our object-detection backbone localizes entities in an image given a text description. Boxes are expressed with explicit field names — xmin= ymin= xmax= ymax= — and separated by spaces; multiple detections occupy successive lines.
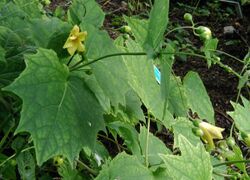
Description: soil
xmin=49 ymin=0 xmax=250 ymax=155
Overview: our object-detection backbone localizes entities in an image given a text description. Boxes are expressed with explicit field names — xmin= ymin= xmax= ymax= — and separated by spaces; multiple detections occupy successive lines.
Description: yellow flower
xmin=199 ymin=121 xmax=224 ymax=149
xmin=63 ymin=25 xmax=87 ymax=56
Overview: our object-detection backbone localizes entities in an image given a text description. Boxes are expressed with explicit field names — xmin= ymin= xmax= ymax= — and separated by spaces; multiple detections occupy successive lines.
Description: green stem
xmin=165 ymin=26 xmax=194 ymax=37
xmin=76 ymin=159 xmax=98 ymax=176
xmin=212 ymin=170 xmax=234 ymax=178
xmin=0 ymin=146 xmax=34 ymax=167
xmin=0 ymin=124 xmax=13 ymax=150
xmin=145 ymin=113 xmax=151 ymax=168
xmin=208 ymin=49 xmax=244 ymax=63
xmin=69 ymin=51 xmax=242 ymax=79
xmin=213 ymin=160 xmax=250 ymax=167
xmin=70 ymin=52 xmax=146 ymax=71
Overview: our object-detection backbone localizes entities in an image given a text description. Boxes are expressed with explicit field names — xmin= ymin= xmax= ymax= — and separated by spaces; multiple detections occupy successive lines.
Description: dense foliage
xmin=0 ymin=0 xmax=249 ymax=179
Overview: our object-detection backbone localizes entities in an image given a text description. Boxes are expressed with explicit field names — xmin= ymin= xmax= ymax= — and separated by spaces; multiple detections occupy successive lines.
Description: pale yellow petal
xmin=77 ymin=43 xmax=85 ymax=52
xmin=78 ymin=31 xmax=87 ymax=41
xmin=63 ymin=39 xmax=73 ymax=48
xmin=71 ymin=25 xmax=80 ymax=35
xmin=67 ymin=46 xmax=77 ymax=56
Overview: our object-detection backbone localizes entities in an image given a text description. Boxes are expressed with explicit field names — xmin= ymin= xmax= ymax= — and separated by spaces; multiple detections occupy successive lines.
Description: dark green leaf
xmin=96 ymin=152 xmax=154 ymax=180
xmin=81 ymin=23 xmax=130 ymax=107
xmin=4 ymin=48 xmax=105 ymax=165
xmin=183 ymin=71 xmax=214 ymax=124
xmin=68 ymin=0 xmax=105 ymax=27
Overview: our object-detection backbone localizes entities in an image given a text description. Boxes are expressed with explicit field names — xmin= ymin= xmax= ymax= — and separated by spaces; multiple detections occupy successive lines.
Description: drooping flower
xmin=195 ymin=26 xmax=212 ymax=40
xmin=63 ymin=25 xmax=87 ymax=56
xmin=199 ymin=121 xmax=224 ymax=149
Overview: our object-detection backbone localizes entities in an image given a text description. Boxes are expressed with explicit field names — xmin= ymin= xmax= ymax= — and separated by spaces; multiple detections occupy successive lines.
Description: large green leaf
xmin=144 ymin=0 xmax=169 ymax=54
xmin=122 ymin=39 xmax=174 ymax=127
xmin=139 ymin=126 xmax=171 ymax=166
xmin=0 ymin=2 xmax=34 ymax=41
xmin=28 ymin=17 xmax=70 ymax=48
xmin=183 ymin=71 xmax=214 ymax=124
xmin=4 ymin=48 xmax=105 ymax=165
xmin=0 ymin=26 xmax=26 ymax=88
xmin=68 ymin=0 xmax=105 ymax=27
xmin=124 ymin=16 xmax=148 ymax=46
xmin=96 ymin=152 xmax=154 ymax=180
xmin=160 ymin=135 xmax=212 ymax=180
xmin=80 ymin=23 xmax=130 ymax=107
xmin=228 ymin=96 xmax=250 ymax=133
xmin=172 ymin=117 xmax=200 ymax=148
xmin=13 ymin=0 xmax=43 ymax=18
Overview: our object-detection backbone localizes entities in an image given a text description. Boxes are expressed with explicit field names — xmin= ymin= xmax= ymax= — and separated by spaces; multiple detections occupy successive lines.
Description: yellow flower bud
xmin=63 ymin=25 xmax=87 ymax=56
xmin=199 ymin=121 xmax=224 ymax=149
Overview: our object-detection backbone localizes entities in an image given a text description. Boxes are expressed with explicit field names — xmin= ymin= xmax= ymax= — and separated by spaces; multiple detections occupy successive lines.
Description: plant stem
xmin=0 ymin=124 xmax=13 ymax=150
xmin=0 ymin=146 xmax=34 ymax=167
xmin=165 ymin=26 xmax=194 ymax=37
xmin=209 ymin=49 xmax=244 ymax=63
xmin=213 ymin=160 xmax=250 ymax=167
xmin=76 ymin=159 xmax=98 ymax=176
xmin=212 ymin=170 xmax=234 ymax=178
xmin=69 ymin=51 xmax=242 ymax=79
xmin=145 ymin=112 xmax=151 ymax=168
xmin=70 ymin=52 xmax=146 ymax=71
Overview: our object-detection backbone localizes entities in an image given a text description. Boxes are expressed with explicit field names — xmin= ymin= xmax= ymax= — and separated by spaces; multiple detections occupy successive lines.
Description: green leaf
xmin=84 ymin=74 xmax=111 ymax=112
xmin=0 ymin=26 xmax=26 ymax=88
xmin=122 ymin=39 xmax=174 ymax=127
xmin=68 ymin=0 xmax=105 ymax=27
xmin=108 ymin=121 xmax=141 ymax=156
xmin=144 ymin=0 xmax=169 ymax=55
xmin=172 ymin=117 xmax=200 ymax=148
xmin=58 ymin=161 xmax=84 ymax=180
xmin=166 ymin=75 xmax=188 ymax=117
xmin=96 ymin=152 xmax=154 ymax=180
xmin=0 ymin=2 xmax=31 ymax=41
xmin=139 ymin=126 xmax=171 ymax=166
xmin=183 ymin=71 xmax=214 ymax=124
xmin=4 ymin=48 xmax=105 ymax=165
xmin=13 ymin=0 xmax=43 ymax=18
xmin=0 ymin=26 xmax=22 ymax=57
xmin=17 ymin=150 xmax=36 ymax=180
xmin=160 ymin=135 xmax=212 ymax=180
xmin=0 ymin=46 xmax=6 ymax=70
xmin=28 ymin=17 xmax=70 ymax=48
xmin=81 ymin=23 xmax=130 ymax=107
xmin=228 ymin=96 xmax=250 ymax=133
xmin=202 ymin=38 xmax=218 ymax=67
xmin=124 ymin=16 xmax=148 ymax=46
xmin=160 ymin=46 xmax=188 ymax=117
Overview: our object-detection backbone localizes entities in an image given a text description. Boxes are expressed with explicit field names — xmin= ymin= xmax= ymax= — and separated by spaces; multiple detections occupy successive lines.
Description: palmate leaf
xmin=4 ymin=48 xmax=105 ymax=165
xmin=160 ymin=135 xmax=212 ymax=180
xmin=68 ymin=0 xmax=105 ymax=27
xmin=81 ymin=23 xmax=130 ymax=107
xmin=228 ymin=96 xmax=250 ymax=133
xmin=96 ymin=152 xmax=154 ymax=180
